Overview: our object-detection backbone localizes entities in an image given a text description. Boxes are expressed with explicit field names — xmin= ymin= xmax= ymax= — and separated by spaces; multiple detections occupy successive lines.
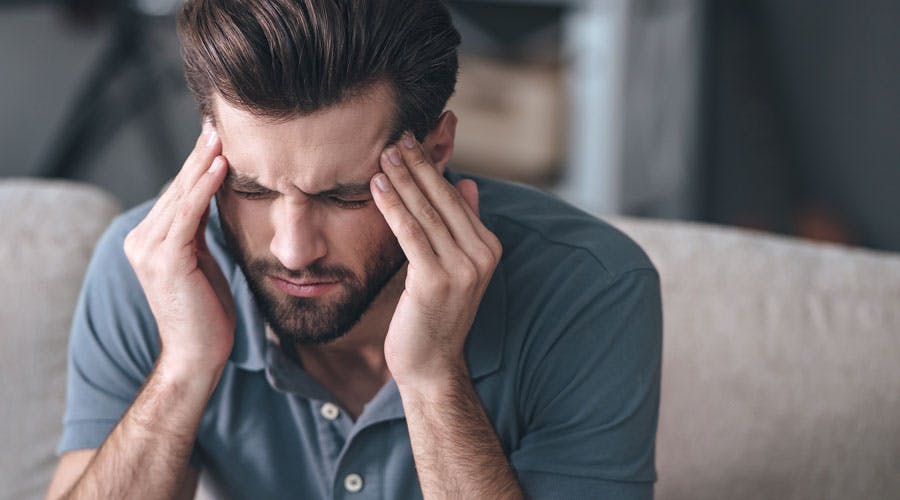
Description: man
xmin=48 ymin=1 xmax=662 ymax=498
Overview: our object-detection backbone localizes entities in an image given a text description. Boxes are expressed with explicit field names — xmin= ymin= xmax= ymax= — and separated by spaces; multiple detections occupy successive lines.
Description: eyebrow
xmin=225 ymin=167 xmax=374 ymax=198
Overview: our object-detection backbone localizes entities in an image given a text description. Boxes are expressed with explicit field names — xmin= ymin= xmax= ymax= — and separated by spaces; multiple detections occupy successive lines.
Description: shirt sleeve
xmin=56 ymin=210 xmax=161 ymax=455
xmin=509 ymin=266 xmax=662 ymax=499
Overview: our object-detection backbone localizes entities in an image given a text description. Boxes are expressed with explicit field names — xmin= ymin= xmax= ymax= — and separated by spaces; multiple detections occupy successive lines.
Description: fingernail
xmin=401 ymin=131 xmax=416 ymax=149
xmin=206 ymin=129 xmax=218 ymax=147
xmin=208 ymin=157 xmax=223 ymax=173
xmin=386 ymin=147 xmax=402 ymax=166
xmin=374 ymin=173 xmax=391 ymax=192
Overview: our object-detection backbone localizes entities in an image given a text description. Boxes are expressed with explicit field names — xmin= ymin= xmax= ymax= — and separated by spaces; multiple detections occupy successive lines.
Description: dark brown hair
xmin=176 ymin=0 xmax=461 ymax=142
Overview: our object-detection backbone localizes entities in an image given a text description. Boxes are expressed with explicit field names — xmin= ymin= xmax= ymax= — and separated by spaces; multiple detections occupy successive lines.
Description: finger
xmin=453 ymin=181 xmax=497 ymax=254
xmin=194 ymin=205 xmax=211 ymax=255
xmin=455 ymin=179 xmax=479 ymax=216
xmin=370 ymin=172 xmax=441 ymax=269
xmin=178 ymin=119 xmax=224 ymax=193
xmin=380 ymin=146 xmax=462 ymax=259
xmin=395 ymin=133 xmax=496 ymax=259
xmin=195 ymin=207 xmax=235 ymax=324
xmin=167 ymin=156 xmax=228 ymax=245
xmin=144 ymin=120 xmax=222 ymax=239
xmin=452 ymin=179 xmax=501 ymax=261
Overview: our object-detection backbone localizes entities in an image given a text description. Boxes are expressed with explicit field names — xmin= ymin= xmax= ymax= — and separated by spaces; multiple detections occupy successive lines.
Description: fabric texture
xmin=610 ymin=217 xmax=900 ymax=500
xmin=0 ymin=179 xmax=121 ymax=500
xmin=58 ymin=171 xmax=662 ymax=499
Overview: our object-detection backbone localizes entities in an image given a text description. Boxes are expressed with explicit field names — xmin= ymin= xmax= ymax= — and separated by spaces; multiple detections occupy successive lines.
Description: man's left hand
xmin=370 ymin=131 xmax=502 ymax=392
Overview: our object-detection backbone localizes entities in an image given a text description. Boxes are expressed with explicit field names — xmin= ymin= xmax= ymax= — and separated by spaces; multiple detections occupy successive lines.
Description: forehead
xmin=212 ymin=85 xmax=396 ymax=189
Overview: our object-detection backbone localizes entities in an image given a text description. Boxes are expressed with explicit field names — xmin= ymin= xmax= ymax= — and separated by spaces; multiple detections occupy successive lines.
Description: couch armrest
xmin=0 ymin=179 xmax=121 ymax=500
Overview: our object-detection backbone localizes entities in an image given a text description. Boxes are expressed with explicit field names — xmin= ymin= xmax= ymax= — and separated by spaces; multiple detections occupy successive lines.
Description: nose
xmin=269 ymin=201 xmax=327 ymax=271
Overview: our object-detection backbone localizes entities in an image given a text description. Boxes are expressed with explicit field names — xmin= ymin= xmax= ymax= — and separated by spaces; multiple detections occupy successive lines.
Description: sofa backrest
xmin=0 ymin=179 xmax=121 ymax=500
xmin=5 ymin=179 xmax=898 ymax=500
xmin=609 ymin=216 xmax=900 ymax=500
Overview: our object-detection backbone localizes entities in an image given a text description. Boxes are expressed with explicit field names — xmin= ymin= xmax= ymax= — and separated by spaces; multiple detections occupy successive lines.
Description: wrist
xmin=122 ymin=353 xmax=224 ymax=440
xmin=155 ymin=350 xmax=225 ymax=393
xmin=395 ymin=363 xmax=471 ymax=403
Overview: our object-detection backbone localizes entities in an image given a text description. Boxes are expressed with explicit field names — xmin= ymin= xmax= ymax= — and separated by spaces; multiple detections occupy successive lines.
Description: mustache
xmin=247 ymin=259 xmax=357 ymax=283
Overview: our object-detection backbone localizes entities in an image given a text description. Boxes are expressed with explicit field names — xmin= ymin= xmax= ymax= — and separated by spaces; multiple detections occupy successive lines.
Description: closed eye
xmin=232 ymin=189 xmax=274 ymax=200
xmin=230 ymin=185 xmax=370 ymax=208
xmin=329 ymin=197 xmax=371 ymax=209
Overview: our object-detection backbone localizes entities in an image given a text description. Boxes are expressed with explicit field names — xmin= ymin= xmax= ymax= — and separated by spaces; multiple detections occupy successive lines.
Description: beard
xmin=217 ymin=205 xmax=406 ymax=350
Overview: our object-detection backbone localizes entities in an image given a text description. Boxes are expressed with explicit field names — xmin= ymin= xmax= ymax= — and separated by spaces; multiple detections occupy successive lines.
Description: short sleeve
xmin=56 ymin=209 xmax=160 ymax=454
xmin=510 ymin=267 xmax=662 ymax=499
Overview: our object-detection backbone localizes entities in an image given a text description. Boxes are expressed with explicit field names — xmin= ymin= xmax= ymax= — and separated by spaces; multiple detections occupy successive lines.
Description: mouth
xmin=268 ymin=275 xmax=340 ymax=298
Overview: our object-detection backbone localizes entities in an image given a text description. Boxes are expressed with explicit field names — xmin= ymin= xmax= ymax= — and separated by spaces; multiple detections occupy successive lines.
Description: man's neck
xmin=293 ymin=264 xmax=407 ymax=411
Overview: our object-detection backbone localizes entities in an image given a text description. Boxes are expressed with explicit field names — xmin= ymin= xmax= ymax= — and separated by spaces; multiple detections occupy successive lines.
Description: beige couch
xmin=2 ymin=179 xmax=898 ymax=499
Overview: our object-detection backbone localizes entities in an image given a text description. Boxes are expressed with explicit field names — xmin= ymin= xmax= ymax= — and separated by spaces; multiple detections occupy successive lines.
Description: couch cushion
xmin=609 ymin=217 xmax=900 ymax=500
xmin=0 ymin=179 xmax=121 ymax=500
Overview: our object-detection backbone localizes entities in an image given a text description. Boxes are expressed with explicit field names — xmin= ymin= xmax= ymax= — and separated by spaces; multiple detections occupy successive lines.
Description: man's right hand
xmin=124 ymin=119 xmax=235 ymax=375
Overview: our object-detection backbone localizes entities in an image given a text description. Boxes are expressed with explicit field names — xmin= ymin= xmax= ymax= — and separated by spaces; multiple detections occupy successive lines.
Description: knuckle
xmin=472 ymin=245 xmax=496 ymax=269
xmin=390 ymin=165 xmax=414 ymax=187
xmin=399 ymin=219 xmax=424 ymax=242
xmin=160 ymin=184 xmax=183 ymax=207
xmin=124 ymin=248 xmax=140 ymax=268
xmin=124 ymin=231 xmax=148 ymax=264
xmin=455 ymin=261 xmax=479 ymax=285
xmin=124 ymin=249 xmax=141 ymax=269
xmin=380 ymin=189 xmax=403 ymax=209
xmin=123 ymin=231 xmax=138 ymax=253
xmin=486 ymin=233 xmax=503 ymax=259
xmin=418 ymin=203 xmax=443 ymax=227
xmin=176 ymin=202 xmax=195 ymax=224
xmin=410 ymin=156 xmax=431 ymax=171
xmin=439 ymin=182 xmax=461 ymax=202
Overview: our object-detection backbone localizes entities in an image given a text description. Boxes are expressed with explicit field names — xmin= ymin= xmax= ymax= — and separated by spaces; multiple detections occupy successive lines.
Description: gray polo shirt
xmin=58 ymin=170 xmax=662 ymax=499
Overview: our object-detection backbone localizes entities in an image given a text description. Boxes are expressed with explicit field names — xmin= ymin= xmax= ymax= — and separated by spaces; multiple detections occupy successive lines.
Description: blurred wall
xmin=0 ymin=4 xmax=199 ymax=208
xmin=701 ymin=0 xmax=900 ymax=251
xmin=621 ymin=0 xmax=702 ymax=219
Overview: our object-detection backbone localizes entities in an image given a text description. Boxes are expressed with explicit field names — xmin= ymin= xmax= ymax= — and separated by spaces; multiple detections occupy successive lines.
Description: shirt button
xmin=320 ymin=402 xmax=340 ymax=421
xmin=344 ymin=473 xmax=364 ymax=493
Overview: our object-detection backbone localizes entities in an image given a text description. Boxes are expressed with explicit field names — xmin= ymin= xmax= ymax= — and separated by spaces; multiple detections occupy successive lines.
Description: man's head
xmin=175 ymin=0 xmax=462 ymax=348
xmin=177 ymin=0 xmax=460 ymax=143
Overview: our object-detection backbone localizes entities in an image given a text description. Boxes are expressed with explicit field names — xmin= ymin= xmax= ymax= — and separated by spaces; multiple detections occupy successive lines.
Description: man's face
xmin=212 ymin=85 xmax=406 ymax=347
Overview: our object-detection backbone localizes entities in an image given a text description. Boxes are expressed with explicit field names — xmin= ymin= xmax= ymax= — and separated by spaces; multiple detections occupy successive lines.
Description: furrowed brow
xmin=225 ymin=167 xmax=373 ymax=197
xmin=225 ymin=168 xmax=270 ymax=191
xmin=316 ymin=182 xmax=374 ymax=198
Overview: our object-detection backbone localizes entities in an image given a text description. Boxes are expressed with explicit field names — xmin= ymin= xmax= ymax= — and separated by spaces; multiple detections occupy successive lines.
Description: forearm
xmin=399 ymin=372 xmax=523 ymax=500
xmin=60 ymin=357 xmax=221 ymax=499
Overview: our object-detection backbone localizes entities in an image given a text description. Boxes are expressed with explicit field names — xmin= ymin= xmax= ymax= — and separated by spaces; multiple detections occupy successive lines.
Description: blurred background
xmin=1 ymin=0 xmax=897 ymax=251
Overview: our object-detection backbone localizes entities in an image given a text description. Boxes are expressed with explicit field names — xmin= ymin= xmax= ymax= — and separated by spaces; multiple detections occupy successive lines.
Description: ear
xmin=421 ymin=110 xmax=458 ymax=174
